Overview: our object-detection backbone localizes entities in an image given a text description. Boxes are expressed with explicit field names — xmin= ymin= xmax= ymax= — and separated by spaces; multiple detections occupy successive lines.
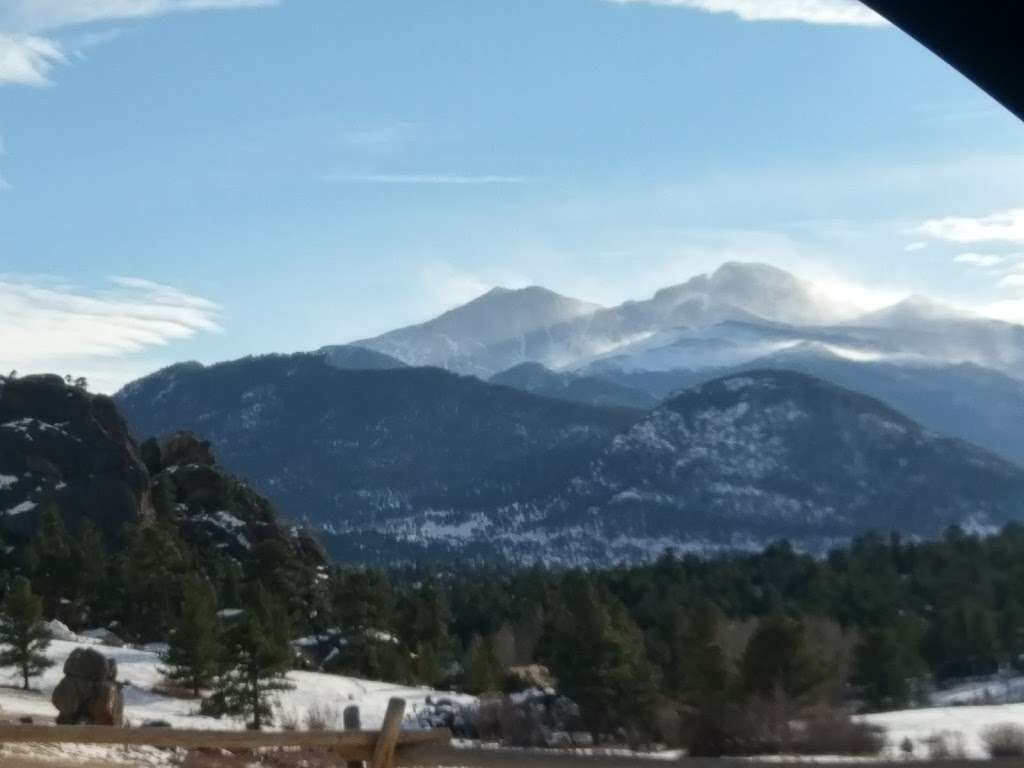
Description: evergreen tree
xmin=74 ymin=520 xmax=108 ymax=621
xmin=216 ymin=586 xmax=293 ymax=729
xmin=248 ymin=539 xmax=309 ymax=630
xmin=163 ymin=576 xmax=224 ymax=697
xmin=740 ymin=615 xmax=827 ymax=701
xmin=851 ymin=625 xmax=923 ymax=711
xmin=327 ymin=631 xmax=407 ymax=682
xmin=547 ymin=577 xmax=658 ymax=743
xmin=401 ymin=578 xmax=453 ymax=685
xmin=25 ymin=505 xmax=74 ymax=616
xmin=116 ymin=521 xmax=192 ymax=640
xmin=331 ymin=568 xmax=397 ymax=634
xmin=998 ymin=596 xmax=1024 ymax=669
xmin=464 ymin=633 xmax=503 ymax=694
xmin=0 ymin=577 xmax=54 ymax=690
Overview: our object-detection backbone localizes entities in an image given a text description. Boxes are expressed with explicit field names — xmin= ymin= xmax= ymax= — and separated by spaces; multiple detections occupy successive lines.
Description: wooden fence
xmin=0 ymin=697 xmax=998 ymax=768
xmin=0 ymin=697 xmax=450 ymax=768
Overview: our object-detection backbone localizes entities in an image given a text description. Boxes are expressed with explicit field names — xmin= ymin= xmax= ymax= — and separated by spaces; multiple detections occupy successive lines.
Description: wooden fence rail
xmin=0 ymin=697 xmax=450 ymax=768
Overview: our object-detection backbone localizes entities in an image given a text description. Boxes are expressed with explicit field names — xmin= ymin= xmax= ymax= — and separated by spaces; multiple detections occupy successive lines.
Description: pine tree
xmin=117 ymin=521 xmax=192 ymax=640
xmin=852 ymin=625 xmax=922 ymax=711
xmin=74 ymin=520 xmax=108 ymax=621
xmin=162 ymin=576 xmax=224 ymax=697
xmin=25 ymin=505 xmax=74 ymax=616
xmin=740 ymin=615 xmax=827 ymax=701
xmin=465 ymin=633 xmax=503 ymax=694
xmin=0 ymin=577 xmax=54 ymax=690
xmin=548 ymin=577 xmax=658 ymax=743
xmin=402 ymin=578 xmax=453 ymax=686
xmin=216 ymin=586 xmax=293 ymax=729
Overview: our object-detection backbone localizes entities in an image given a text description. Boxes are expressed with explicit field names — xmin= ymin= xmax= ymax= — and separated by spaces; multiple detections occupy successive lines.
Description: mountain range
xmin=105 ymin=261 xmax=1024 ymax=564
xmin=348 ymin=263 xmax=1024 ymax=381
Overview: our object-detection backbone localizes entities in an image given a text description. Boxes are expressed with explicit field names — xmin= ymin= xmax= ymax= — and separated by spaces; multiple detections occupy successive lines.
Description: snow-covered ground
xmin=0 ymin=631 xmax=473 ymax=766
xmin=0 ymin=634 xmax=473 ymax=731
xmin=7 ymin=632 xmax=1024 ymax=764
xmin=859 ymin=703 xmax=1024 ymax=760
xmin=931 ymin=675 xmax=1024 ymax=707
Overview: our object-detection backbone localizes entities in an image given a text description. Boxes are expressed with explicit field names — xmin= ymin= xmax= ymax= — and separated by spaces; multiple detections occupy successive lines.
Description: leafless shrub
xmin=983 ymin=723 xmax=1024 ymax=758
xmin=794 ymin=707 xmax=884 ymax=756
xmin=924 ymin=730 xmax=968 ymax=760
xmin=900 ymin=736 xmax=915 ymax=757
xmin=305 ymin=702 xmax=341 ymax=731
xmin=277 ymin=708 xmax=300 ymax=732
xmin=496 ymin=697 xmax=548 ymax=747
xmin=684 ymin=699 xmax=883 ymax=757
xmin=472 ymin=695 xmax=504 ymax=742
xmin=652 ymin=700 xmax=684 ymax=748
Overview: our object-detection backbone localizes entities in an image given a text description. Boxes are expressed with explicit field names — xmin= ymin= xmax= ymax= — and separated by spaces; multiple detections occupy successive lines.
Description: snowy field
xmin=859 ymin=703 xmax=1024 ymax=760
xmin=0 ymin=637 xmax=471 ymax=731
xmin=0 ymin=631 xmax=473 ymax=766
xmin=3 ymin=632 xmax=1024 ymax=764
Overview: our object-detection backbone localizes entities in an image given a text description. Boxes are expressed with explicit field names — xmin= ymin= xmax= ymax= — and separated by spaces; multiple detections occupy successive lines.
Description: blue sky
xmin=1 ymin=0 xmax=1023 ymax=391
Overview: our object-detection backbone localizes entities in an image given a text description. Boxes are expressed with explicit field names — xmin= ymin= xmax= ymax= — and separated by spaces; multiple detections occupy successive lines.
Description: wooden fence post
xmin=370 ymin=698 xmax=405 ymax=768
xmin=343 ymin=705 xmax=362 ymax=768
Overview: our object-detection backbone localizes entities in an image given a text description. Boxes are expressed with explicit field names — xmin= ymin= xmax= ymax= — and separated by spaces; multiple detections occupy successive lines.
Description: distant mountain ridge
xmin=347 ymin=286 xmax=602 ymax=377
xmin=495 ymin=345 xmax=1024 ymax=465
xmin=332 ymin=369 xmax=1024 ymax=564
xmin=343 ymin=263 xmax=844 ymax=378
xmin=108 ymin=260 xmax=1024 ymax=563
xmin=115 ymin=353 xmax=641 ymax=559
xmin=115 ymin=357 xmax=1024 ymax=565
xmin=490 ymin=362 xmax=658 ymax=409
xmin=339 ymin=262 xmax=1024 ymax=385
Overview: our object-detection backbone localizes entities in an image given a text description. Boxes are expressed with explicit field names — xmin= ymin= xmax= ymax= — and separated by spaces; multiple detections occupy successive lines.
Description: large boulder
xmin=52 ymin=647 xmax=123 ymax=726
xmin=64 ymin=646 xmax=117 ymax=680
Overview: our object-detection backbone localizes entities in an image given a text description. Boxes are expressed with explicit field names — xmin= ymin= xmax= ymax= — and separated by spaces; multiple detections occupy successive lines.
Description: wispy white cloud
xmin=0 ymin=275 xmax=221 ymax=377
xmin=334 ymin=173 xmax=527 ymax=186
xmin=0 ymin=0 xmax=275 ymax=86
xmin=999 ymin=273 xmax=1024 ymax=289
xmin=954 ymin=252 xmax=1004 ymax=268
xmin=904 ymin=241 xmax=927 ymax=252
xmin=605 ymin=0 xmax=887 ymax=26
xmin=980 ymin=299 xmax=1024 ymax=325
xmin=914 ymin=207 xmax=1024 ymax=245
xmin=0 ymin=32 xmax=65 ymax=85
xmin=0 ymin=0 xmax=276 ymax=32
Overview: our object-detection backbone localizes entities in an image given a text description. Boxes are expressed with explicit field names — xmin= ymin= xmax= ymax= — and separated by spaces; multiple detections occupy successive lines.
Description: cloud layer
xmin=954 ymin=253 xmax=1004 ymax=268
xmin=0 ymin=0 xmax=275 ymax=86
xmin=0 ymin=0 xmax=275 ymax=32
xmin=606 ymin=0 xmax=887 ymax=26
xmin=0 ymin=275 xmax=220 ymax=374
xmin=0 ymin=32 xmax=64 ymax=85
xmin=916 ymin=207 xmax=1024 ymax=245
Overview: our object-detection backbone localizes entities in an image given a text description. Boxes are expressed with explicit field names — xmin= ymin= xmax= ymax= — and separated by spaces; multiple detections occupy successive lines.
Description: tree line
xmin=2 ymin=511 xmax=1024 ymax=745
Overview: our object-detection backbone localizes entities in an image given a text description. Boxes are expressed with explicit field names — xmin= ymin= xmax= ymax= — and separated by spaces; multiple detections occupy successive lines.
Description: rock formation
xmin=52 ymin=647 xmax=124 ymax=726
xmin=0 ymin=374 xmax=151 ymax=538
xmin=0 ymin=375 xmax=324 ymax=568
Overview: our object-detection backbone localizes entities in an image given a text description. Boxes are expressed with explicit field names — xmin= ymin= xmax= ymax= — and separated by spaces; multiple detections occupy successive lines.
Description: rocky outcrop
xmin=0 ymin=375 xmax=324 ymax=568
xmin=148 ymin=431 xmax=325 ymax=560
xmin=0 ymin=375 xmax=151 ymax=538
xmin=52 ymin=648 xmax=124 ymax=726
